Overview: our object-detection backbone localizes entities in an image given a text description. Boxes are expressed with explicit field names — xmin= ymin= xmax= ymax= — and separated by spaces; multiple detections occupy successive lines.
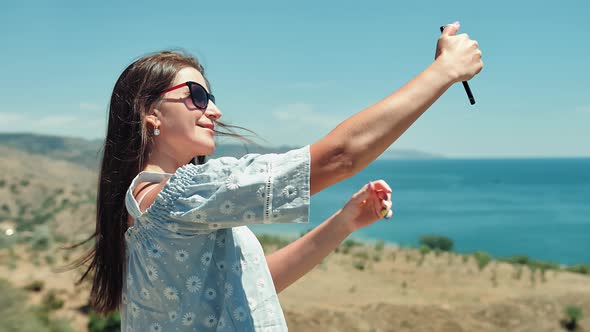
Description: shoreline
xmin=251 ymin=228 xmax=590 ymax=272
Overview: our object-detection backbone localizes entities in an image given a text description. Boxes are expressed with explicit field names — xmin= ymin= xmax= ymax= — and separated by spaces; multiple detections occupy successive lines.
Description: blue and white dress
xmin=120 ymin=145 xmax=311 ymax=331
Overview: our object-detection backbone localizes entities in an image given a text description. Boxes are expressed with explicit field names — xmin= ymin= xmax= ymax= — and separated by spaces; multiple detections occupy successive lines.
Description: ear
xmin=145 ymin=114 xmax=160 ymax=128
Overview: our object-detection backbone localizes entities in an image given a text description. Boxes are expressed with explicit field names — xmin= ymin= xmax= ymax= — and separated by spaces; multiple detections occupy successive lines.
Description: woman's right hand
xmin=435 ymin=21 xmax=483 ymax=83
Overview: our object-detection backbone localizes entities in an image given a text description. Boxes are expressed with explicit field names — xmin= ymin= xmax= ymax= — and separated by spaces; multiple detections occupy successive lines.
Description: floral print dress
xmin=121 ymin=145 xmax=311 ymax=331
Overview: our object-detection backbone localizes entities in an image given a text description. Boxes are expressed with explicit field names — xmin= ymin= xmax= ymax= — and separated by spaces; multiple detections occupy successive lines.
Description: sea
xmin=250 ymin=158 xmax=590 ymax=265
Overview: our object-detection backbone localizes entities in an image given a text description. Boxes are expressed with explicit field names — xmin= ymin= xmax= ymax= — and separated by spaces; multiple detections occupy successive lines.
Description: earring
xmin=154 ymin=126 xmax=160 ymax=136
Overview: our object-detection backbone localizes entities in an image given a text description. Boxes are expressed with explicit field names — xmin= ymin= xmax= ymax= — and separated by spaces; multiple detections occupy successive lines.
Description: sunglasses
xmin=160 ymin=81 xmax=215 ymax=110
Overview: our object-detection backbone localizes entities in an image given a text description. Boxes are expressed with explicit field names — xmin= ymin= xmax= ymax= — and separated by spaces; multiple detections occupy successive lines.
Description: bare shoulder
xmin=134 ymin=181 xmax=168 ymax=213
xmin=127 ymin=180 xmax=168 ymax=227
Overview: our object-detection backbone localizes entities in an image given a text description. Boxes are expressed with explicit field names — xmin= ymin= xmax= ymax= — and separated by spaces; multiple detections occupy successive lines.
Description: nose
xmin=204 ymin=101 xmax=222 ymax=121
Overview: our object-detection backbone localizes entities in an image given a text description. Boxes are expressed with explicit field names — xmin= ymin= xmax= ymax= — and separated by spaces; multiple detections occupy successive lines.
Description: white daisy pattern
xmin=225 ymin=173 xmax=241 ymax=190
xmin=182 ymin=312 xmax=195 ymax=326
xmin=186 ymin=275 xmax=203 ymax=293
xmin=207 ymin=232 xmax=216 ymax=240
xmin=204 ymin=314 xmax=218 ymax=328
xmin=175 ymin=249 xmax=189 ymax=262
xmin=252 ymin=254 xmax=261 ymax=265
xmin=126 ymin=326 xmax=134 ymax=332
xmin=233 ymin=306 xmax=248 ymax=322
xmin=242 ymin=210 xmax=256 ymax=223
xmin=146 ymin=265 xmax=158 ymax=282
xmin=216 ymin=235 xmax=226 ymax=248
xmin=130 ymin=302 xmax=139 ymax=318
xmin=141 ymin=287 xmax=150 ymax=300
xmin=256 ymin=185 xmax=267 ymax=202
xmin=266 ymin=303 xmax=276 ymax=316
xmin=192 ymin=210 xmax=207 ymax=223
xmin=166 ymin=222 xmax=179 ymax=233
xmin=282 ymin=185 xmax=298 ymax=200
xmin=256 ymin=277 xmax=266 ymax=291
xmin=218 ymin=317 xmax=226 ymax=328
xmin=248 ymin=297 xmax=258 ymax=309
xmin=149 ymin=323 xmax=161 ymax=332
xmin=122 ymin=293 xmax=128 ymax=304
xmin=127 ymin=274 xmax=133 ymax=286
xmin=147 ymin=243 xmax=164 ymax=259
xmin=168 ymin=311 xmax=178 ymax=322
xmin=220 ymin=200 xmax=234 ymax=215
xmin=204 ymin=287 xmax=217 ymax=300
xmin=224 ymin=282 xmax=233 ymax=299
xmin=231 ymin=261 xmax=242 ymax=275
xmin=163 ymin=286 xmax=179 ymax=301
xmin=216 ymin=260 xmax=226 ymax=271
xmin=201 ymin=251 xmax=212 ymax=267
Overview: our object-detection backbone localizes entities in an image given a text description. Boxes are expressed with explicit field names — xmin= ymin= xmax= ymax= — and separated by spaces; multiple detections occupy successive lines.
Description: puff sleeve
xmin=147 ymin=145 xmax=311 ymax=233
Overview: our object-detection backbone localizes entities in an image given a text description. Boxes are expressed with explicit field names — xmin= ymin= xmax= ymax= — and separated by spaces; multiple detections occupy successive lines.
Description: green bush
xmin=561 ymin=305 xmax=583 ymax=331
xmin=374 ymin=240 xmax=385 ymax=252
xmin=499 ymin=255 xmax=560 ymax=271
xmin=42 ymin=290 xmax=64 ymax=311
xmin=419 ymin=245 xmax=431 ymax=256
xmin=0 ymin=278 xmax=73 ymax=332
xmin=0 ymin=179 xmax=5 ymax=188
xmin=340 ymin=238 xmax=362 ymax=254
xmin=419 ymin=234 xmax=454 ymax=252
xmin=565 ymin=305 xmax=582 ymax=321
xmin=24 ymin=280 xmax=45 ymax=292
xmin=20 ymin=179 xmax=30 ymax=187
xmin=353 ymin=250 xmax=370 ymax=260
xmin=88 ymin=310 xmax=121 ymax=332
xmin=566 ymin=264 xmax=590 ymax=276
xmin=473 ymin=251 xmax=492 ymax=270
xmin=353 ymin=260 xmax=365 ymax=271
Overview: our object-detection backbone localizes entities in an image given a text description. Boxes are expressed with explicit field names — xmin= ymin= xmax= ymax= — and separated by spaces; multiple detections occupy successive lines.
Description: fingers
xmin=441 ymin=21 xmax=460 ymax=37
xmin=369 ymin=180 xmax=394 ymax=219
xmin=371 ymin=180 xmax=392 ymax=202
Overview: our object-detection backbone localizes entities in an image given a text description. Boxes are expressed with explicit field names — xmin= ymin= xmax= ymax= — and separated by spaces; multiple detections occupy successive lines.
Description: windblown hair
xmin=60 ymin=50 xmax=259 ymax=315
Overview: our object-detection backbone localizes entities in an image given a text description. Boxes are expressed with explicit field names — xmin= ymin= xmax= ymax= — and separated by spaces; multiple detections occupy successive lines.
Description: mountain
xmin=0 ymin=132 xmax=442 ymax=170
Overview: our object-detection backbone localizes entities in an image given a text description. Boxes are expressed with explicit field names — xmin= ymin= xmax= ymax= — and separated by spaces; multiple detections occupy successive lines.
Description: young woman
xmin=70 ymin=21 xmax=481 ymax=331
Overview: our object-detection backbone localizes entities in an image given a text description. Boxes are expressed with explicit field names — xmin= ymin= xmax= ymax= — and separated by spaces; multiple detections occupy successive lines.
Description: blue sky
xmin=1 ymin=0 xmax=588 ymax=158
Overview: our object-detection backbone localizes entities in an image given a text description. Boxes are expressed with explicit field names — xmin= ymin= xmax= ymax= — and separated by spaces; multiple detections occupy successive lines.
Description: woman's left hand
xmin=340 ymin=180 xmax=393 ymax=233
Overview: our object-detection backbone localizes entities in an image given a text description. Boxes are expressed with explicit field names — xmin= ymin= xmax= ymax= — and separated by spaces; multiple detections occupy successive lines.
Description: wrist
xmin=431 ymin=54 xmax=459 ymax=86
xmin=333 ymin=208 xmax=357 ymax=234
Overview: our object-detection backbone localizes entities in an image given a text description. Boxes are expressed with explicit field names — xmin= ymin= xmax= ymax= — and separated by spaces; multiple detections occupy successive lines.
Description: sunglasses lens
xmin=190 ymin=84 xmax=208 ymax=109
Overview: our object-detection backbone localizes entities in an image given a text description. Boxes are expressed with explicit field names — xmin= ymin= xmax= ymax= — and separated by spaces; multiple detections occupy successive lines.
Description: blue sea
xmin=251 ymin=158 xmax=590 ymax=265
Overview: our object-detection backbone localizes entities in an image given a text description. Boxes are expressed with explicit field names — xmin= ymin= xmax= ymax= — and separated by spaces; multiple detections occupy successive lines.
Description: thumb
xmin=352 ymin=182 xmax=376 ymax=203
xmin=441 ymin=21 xmax=460 ymax=37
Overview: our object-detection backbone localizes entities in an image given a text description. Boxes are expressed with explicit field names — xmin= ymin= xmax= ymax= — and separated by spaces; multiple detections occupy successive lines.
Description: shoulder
xmin=134 ymin=180 xmax=169 ymax=214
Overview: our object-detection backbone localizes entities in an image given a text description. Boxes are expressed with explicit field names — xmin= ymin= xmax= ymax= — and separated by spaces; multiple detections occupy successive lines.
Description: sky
xmin=1 ymin=0 xmax=588 ymax=158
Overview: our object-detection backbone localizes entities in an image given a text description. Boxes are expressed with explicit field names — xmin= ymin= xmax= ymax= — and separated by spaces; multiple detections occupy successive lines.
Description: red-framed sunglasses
xmin=160 ymin=81 xmax=215 ymax=110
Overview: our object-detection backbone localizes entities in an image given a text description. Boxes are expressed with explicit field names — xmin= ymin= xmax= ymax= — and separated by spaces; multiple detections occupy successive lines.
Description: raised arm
xmin=310 ymin=22 xmax=483 ymax=195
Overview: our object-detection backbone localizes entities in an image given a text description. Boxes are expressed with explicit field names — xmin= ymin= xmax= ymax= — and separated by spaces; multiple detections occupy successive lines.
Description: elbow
xmin=323 ymin=141 xmax=355 ymax=180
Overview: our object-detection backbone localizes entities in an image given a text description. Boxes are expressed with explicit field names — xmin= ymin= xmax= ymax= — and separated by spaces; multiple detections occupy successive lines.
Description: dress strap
xmin=137 ymin=184 xmax=159 ymax=206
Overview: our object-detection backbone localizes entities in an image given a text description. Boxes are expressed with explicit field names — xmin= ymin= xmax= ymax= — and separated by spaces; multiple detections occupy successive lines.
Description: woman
xmin=70 ymin=21 xmax=481 ymax=331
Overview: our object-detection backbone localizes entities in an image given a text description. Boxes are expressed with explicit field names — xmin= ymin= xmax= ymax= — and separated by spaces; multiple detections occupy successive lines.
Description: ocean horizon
xmin=251 ymin=157 xmax=590 ymax=265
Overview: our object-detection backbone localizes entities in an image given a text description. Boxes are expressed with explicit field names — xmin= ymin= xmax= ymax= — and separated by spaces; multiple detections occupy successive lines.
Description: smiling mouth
xmin=197 ymin=124 xmax=213 ymax=129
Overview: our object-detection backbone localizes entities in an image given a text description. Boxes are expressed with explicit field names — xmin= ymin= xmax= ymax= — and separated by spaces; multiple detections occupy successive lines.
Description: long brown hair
xmin=61 ymin=49 xmax=259 ymax=315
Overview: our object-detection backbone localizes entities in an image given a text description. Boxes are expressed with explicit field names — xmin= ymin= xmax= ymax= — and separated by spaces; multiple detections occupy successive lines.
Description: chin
xmin=194 ymin=143 xmax=215 ymax=156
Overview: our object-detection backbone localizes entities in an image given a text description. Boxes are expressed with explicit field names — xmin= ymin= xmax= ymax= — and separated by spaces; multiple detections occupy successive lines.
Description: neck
xmin=143 ymin=141 xmax=191 ymax=174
